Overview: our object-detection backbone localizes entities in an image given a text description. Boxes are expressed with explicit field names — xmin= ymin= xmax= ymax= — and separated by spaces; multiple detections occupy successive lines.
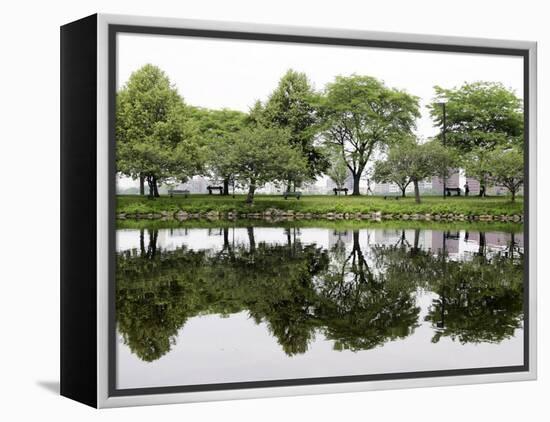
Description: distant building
xmin=374 ymin=176 xmax=440 ymax=196
xmin=178 ymin=176 xmax=209 ymax=193
xmin=326 ymin=168 xmax=354 ymax=194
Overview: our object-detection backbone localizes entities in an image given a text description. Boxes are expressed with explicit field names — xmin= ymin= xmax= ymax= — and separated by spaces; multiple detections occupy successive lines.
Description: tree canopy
xmin=429 ymin=81 xmax=523 ymax=152
xmin=188 ymin=107 xmax=248 ymax=194
xmin=222 ymin=126 xmax=308 ymax=203
xmin=262 ymin=69 xmax=329 ymax=187
xmin=374 ymin=139 xmax=456 ymax=203
xmin=485 ymin=146 xmax=524 ymax=202
xmin=318 ymin=75 xmax=420 ymax=195
xmin=116 ymin=64 xmax=201 ymax=197
xmin=429 ymin=82 xmax=523 ymax=198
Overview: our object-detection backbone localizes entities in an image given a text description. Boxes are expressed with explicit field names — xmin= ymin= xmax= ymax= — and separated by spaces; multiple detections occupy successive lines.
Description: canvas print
xmin=113 ymin=31 xmax=526 ymax=392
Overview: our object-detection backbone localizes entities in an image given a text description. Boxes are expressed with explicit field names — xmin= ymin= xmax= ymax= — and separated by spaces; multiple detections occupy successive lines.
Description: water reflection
xmin=116 ymin=225 xmax=524 ymax=364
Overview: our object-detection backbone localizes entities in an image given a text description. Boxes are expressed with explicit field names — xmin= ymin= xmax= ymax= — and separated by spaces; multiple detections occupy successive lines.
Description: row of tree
xmin=372 ymin=82 xmax=524 ymax=202
xmin=116 ymin=64 xmax=524 ymax=203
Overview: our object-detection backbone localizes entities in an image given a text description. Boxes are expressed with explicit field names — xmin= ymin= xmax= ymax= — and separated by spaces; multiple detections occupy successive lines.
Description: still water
xmin=115 ymin=223 xmax=524 ymax=390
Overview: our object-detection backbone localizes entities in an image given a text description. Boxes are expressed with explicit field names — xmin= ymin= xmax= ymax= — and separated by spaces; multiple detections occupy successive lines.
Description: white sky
xmin=117 ymin=32 xmax=524 ymax=141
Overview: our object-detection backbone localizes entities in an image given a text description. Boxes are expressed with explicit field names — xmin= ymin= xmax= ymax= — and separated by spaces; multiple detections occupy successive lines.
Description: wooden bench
xmin=445 ymin=187 xmax=461 ymax=196
xmin=383 ymin=194 xmax=401 ymax=200
xmin=207 ymin=186 xmax=223 ymax=195
xmin=283 ymin=191 xmax=302 ymax=200
xmin=333 ymin=187 xmax=348 ymax=196
xmin=168 ymin=189 xmax=190 ymax=198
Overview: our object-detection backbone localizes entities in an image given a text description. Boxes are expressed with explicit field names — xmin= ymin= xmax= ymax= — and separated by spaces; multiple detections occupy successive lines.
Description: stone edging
xmin=117 ymin=209 xmax=523 ymax=223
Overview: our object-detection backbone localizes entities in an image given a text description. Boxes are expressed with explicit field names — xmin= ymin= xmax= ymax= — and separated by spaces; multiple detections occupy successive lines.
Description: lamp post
xmin=438 ymin=101 xmax=448 ymax=198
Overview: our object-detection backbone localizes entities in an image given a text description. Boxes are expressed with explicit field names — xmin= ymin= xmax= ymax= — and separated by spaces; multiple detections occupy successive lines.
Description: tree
xmin=263 ymin=70 xmax=328 ymax=189
xmin=429 ymin=82 xmax=523 ymax=196
xmin=189 ymin=107 xmax=247 ymax=194
xmin=374 ymin=140 xmax=456 ymax=203
xmin=325 ymin=149 xmax=349 ymax=190
xmin=429 ymin=82 xmax=523 ymax=152
xmin=116 ymin=64 xmax=201 ymax=197
xmin=462 ymin=148 xmax=492 ymax=197
xmin=486 ymin=146 xmax=524 ymax=202
xmin=372 ymin=141 xmax=415 ymax=197
xmin=319 ymin=75 xmax=420 ymax=195
xmin=224 ymin=126 xmax=308 ymax=204
xmin=412 ymin=141 xmax=457 ymax=203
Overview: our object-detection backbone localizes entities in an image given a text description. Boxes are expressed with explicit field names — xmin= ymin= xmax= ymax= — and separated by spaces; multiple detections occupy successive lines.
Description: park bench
xmin=383 ymin=194 xmax=401 ymax=200
xmin=207 ymin=186 xmax=223 ymax=195
xmin=445 ymin=187 xmax=461 ymax=196
xmin=168 ymin=189 xmax=190 ymax=198
xmin=333 ymin=187 xmax=348 ymax=196
xmin=283 ymin=191 xmax=302 ymax=200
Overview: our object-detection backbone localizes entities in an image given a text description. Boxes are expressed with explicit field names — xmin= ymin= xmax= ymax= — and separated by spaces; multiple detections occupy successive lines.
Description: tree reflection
xmin=424 ymin=254 xmax=524 ymax=344
xmin=315 ymin=230 xmax=420 ymax=351
xmin=116 ymin=226 xmax=524 ymax=362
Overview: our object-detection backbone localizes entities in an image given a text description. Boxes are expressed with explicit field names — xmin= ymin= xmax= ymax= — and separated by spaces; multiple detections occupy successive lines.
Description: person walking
xmin=464 ymin=182 xmax=470 ymax=197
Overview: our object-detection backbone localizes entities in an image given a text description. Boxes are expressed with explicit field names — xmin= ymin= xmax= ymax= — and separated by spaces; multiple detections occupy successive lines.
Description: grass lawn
xmin=117 ymin=194 xmax=523 ymax=216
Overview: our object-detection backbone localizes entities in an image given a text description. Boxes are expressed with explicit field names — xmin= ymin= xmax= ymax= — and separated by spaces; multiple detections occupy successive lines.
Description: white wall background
xmin=0 ymin=0 xmax=547 ymax=420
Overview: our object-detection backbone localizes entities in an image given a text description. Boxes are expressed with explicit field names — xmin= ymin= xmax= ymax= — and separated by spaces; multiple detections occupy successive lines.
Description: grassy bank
xmin=117 ymin=218 xmax=523 ymax=233
xmin=117 ymin=194 xmax=523 ymax=217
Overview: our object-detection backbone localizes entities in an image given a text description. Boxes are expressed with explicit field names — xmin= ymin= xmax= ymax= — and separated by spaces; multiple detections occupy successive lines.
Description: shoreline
xmin=117 ymin=209 xmax=523 ymax=223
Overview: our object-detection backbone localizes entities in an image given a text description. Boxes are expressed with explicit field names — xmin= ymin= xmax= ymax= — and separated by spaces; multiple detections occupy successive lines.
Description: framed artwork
xmin=60 ymin=14 xmax=537 ymax=408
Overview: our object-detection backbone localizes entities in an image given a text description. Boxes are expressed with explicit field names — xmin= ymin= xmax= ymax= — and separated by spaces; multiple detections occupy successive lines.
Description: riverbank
xmin=117 ymin=194 xmax=523 ymax=223
xmin=118 ymin=218 xmax=523 ymax=233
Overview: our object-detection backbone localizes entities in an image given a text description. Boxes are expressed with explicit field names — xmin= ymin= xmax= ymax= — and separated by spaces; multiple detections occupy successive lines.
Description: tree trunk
xmin=223 ymin=227 xmax=229 ymax=250
xmin=285 ymin=228 xmax=291 ymax=247
xmin=478 ymin=177 xmax=486 ymax=197
xmin=286 ymin=181 xmax=292 ymax=193
xmin=146 ymin=176 xmax=155 ymax=198
xmin=478 ymin=232 xmax=486 ymax=256
xmin=511 ymin=189 xmax=516 ymax=202
xmin=152 ymin=176 xmax=160 ymax=197
xmin=223 ymin=178 xmax=229 ymax=196
xmin=246 ymin=182 xmax=256 ymax=204
xmin=139 ymin=175 xmax=145 ymax=196
xmin=247 ymin=226 xmax=256 ymax=252
xmin=139 ymin=229 xmax=145 ymax=256
xmin=401 ymin=187 xmax=406 ymax=197
xmin=352 ymin=173 xmax=361 ymax=196
xmin=413 ymin=179 xmax=421 ymax=203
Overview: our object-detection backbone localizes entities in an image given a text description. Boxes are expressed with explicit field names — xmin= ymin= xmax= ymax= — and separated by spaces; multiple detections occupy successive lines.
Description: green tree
xmin=325 ymin=148 xmax=349 ymax=190
xmin=462 ymin=148 xmax=492 ymax=197
xmin=372 ymin=141 xmax=415 ymax=197
xmin=116 ymin=64 xmax=201 ymax=197
xmin=374 ymin=140 xmax=456 ymax=203
xmin=189 ymin=107 xmax=247 ymax=194
xmin=319 ymin=75 xmax=420 ymax=195
xmin=263 ymin=70 xmax=328 ymax=189
xmin=486 ymin=146 xmax=524 ymax=202
xmin=429 ymin=82 xmax=523 ymax=197
xmin=429 ymin=82 xmax=523 ymax=152
xmin=226 ymin=126 xmax=308 ymax=204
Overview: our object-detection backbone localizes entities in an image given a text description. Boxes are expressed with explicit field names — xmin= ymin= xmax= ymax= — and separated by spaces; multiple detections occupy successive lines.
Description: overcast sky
xmin=117 ymin=32 xmax=524 ymax=141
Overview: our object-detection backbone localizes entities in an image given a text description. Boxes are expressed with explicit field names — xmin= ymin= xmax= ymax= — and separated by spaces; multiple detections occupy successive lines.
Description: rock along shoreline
xmin=117 ymin=208 xmax=523 ymax=223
